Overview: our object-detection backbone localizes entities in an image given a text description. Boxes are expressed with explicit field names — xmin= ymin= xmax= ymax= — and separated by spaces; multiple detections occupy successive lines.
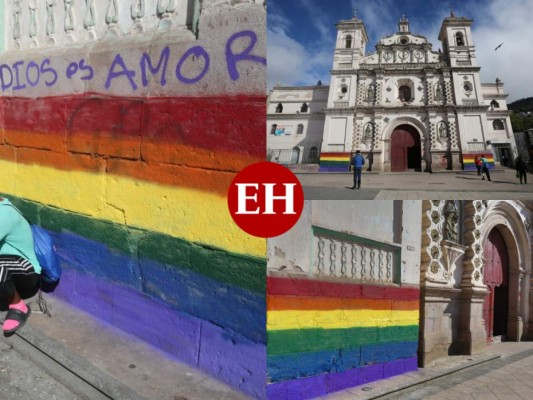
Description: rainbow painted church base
xmin=266 ymin=277 xmax=420 ymax=400
xmin=319 ymin=153 xmax=352 ymax=172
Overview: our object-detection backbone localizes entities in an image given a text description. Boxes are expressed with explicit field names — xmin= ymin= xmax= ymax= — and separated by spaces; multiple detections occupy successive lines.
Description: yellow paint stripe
xmin=1 ymin=160 xmax=265 ymax=258
xmin=267 ymin=309 xmax=419 ymax=330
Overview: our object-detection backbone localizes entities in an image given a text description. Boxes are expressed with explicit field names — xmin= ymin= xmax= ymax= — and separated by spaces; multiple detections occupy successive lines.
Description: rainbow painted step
xmin=462 ymin=154 xmax=495 ymax=171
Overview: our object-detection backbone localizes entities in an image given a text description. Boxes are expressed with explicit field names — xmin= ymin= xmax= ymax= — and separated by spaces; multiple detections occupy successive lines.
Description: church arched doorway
xmin=483 ymin=228 xmax=509 ymax=342
xmin=390 ymin=125 xmax=421 ymax=171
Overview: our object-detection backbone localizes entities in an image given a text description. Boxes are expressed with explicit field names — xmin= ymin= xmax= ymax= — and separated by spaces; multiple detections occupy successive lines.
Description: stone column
xmin=456 ymin=201 xmax=490 ymax=355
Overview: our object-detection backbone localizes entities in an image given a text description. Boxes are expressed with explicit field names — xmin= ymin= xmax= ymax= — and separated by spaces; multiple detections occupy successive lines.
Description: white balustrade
xmin=313 ymin=226 xmax=400 ymax=283
xmin=5 ymin=0 xmax=195 ymax=50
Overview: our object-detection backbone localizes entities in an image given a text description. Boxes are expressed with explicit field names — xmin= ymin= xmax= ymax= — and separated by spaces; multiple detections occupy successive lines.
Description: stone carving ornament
xmin=363 ymin=123 xmax=373 ymax=141
xmin=84 ymin=0 xmax=96 ymax=30
xmin=438 ymin=122 xmax=448 ymax=138
xmin=443 ymin=201 xmax=459 ymax=243
xmin=29 ymin=0 xmax=38 ymax=39
xmin=158 ymin=0 xmax=175 ymax=15
xmin=435 ymin=83 xmax=443 ymax=99
xmin=131 ymin=0 xmax=146 ymax=31
xmin=13 ymin=0 xmax=22 ymax=41
xmin=46 ymin=0 xmax=57 ymax=37
xmin=525 ymin=217 xmax=532 ymax=232
xmin=64 ymin=0 xmax=75 ymax=33
xmin=158 ymin=0 xmax=176 ymax=28
xmin=367 ymin=84 xmax=375 ymax=100
xmin=106 ymin=0 xmax=119 ymax=25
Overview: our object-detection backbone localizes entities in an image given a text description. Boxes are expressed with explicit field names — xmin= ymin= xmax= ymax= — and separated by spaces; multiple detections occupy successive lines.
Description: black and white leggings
xmin=0 ymin=255 xmax=40 ymax=304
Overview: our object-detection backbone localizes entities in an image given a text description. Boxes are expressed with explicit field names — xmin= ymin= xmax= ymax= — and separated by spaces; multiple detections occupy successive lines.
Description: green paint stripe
xmin=267 ymin=325 xmax=419 ymax=355
xmin=3 ymin=194 xmax=266 ymax=294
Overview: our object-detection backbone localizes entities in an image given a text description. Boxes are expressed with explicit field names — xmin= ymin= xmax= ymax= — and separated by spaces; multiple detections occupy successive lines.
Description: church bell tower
xmin=438 ymin=12 xmax=477 ymax=68
xmin=331 ymin=11 xmax=368 ymax=71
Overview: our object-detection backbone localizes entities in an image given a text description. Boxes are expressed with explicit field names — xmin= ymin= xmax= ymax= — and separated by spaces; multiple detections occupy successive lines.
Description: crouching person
xmin=0 ymin=197 xmax=41 ymax=336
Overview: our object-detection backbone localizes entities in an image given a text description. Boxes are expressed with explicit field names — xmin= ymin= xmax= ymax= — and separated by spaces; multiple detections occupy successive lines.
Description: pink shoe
xmin=3 ymin=307 xmax=31 ymax=336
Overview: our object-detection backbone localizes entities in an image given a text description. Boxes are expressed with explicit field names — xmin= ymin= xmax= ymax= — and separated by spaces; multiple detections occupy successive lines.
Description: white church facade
xmin=267 ymin=13 xmax=516 ymax=173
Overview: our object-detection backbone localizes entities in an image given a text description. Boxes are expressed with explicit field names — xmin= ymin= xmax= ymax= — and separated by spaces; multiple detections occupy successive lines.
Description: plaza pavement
xmin=320 ymin=341 xmax=533 ymax=400
xmin=1 ymin=295 xmax=248 ymax=400
xmin=297 ymin=169 xmax=533 ymax=200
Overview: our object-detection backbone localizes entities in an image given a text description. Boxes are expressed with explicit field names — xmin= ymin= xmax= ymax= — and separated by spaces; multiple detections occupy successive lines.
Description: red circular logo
xmin=227 ymin=162 xmax=304 ymax=238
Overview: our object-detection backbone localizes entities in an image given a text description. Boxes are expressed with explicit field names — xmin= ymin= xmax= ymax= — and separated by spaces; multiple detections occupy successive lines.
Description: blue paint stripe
xmin=319 ymin=165 xmax=349 ymax=172
xmin=267 ymin=341 xmax=418 ymax=382
xmin=267 ymin=357 xmax=418 ymax=400
xmin=54 ymin=230 xmax=266 ymax=343
xmin=54 ymin=269 xmax=266 ymax=399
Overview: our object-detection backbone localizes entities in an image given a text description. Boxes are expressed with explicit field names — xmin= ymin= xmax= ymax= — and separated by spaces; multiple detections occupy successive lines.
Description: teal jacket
xmin=0 ymin=198 xmax=42 ymax=274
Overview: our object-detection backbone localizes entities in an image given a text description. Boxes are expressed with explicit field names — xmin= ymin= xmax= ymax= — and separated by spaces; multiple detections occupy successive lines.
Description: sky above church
xmin=268 ymin=0 xmax=533 ymax=102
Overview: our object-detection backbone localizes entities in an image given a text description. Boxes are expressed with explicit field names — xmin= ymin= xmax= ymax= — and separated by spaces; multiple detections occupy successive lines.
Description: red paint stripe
xmin=267 ymin=295 xmax=419 ymax=311
xmin=267 ymin=277 xmax=420 ymax=300
xmin=1 ymin=94 xmax=266 ymax=160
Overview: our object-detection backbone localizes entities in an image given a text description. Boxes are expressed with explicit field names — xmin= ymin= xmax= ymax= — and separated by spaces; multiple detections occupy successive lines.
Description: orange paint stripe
xmin=267 ymin=295 xmax=418 ymax=311
xmin=1 ymin=143 xmax=256 ymax=196
xmin=4 ymin=129 xmax=260 ymax=172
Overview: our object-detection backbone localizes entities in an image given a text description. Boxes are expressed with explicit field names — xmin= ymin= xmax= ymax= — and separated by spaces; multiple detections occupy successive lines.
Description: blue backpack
xmin=31 ymin=224 xmax=61 ymax=293
xmin=3 ymin=204 xmax=61 ymax=293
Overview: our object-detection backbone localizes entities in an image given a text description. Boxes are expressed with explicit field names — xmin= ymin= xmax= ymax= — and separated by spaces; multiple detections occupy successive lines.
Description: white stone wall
xmin=268 ymin=200 xmax=422 ymax=285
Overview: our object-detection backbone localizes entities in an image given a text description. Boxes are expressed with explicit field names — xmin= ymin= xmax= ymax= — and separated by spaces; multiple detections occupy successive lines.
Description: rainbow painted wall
xmin=319 ymin=152 xmax=351 ymax=172
xmin=463 ymin=153 xmax=495 ymax=171
xmin=0 ymin=3 xmax=267 ymax=398
xmin=266 ymin=277 xmax=420 ymax=400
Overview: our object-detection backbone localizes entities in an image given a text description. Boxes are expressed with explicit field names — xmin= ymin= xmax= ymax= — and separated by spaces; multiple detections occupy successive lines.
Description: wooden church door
xmin=483 ymin=229 xmax=509 ymax=341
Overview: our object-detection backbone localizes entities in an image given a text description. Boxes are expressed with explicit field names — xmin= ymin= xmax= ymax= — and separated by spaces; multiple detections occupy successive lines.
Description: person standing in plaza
xmin=515 ymin=155 xmax=528 ymax=184
xmin=474 ymin=155 xmax=482 ymax=176
xmin=351 ymin=150 xmax=365 ymax=189
xmin=480 ymin=154 xmax=491 ymax=181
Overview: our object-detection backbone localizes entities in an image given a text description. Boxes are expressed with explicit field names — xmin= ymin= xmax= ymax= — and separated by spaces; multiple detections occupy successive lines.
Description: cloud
xmin=267 ymin=25 xmax=331 ymax=89
xmin=469 ymin=0 xmax=533 ymax=102
xmin=297 ymin=0 xmax=331 ymax=41
xmin=267 ymin=2 xmax=333 ymax=90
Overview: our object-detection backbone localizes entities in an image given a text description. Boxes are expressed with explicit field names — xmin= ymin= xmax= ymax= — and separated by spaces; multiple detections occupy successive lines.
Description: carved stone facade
xmin=267 ymin=13 xmax=516 ymax=170
xmin=419 ymin=200 xmax=533 ymax=366
xmin=267 ymin=200 xmax=533 ymax=393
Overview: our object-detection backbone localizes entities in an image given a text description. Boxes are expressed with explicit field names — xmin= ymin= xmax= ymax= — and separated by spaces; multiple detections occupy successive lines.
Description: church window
xmin=455 ymin=32 xmax=465 ymax=46
xmin=341 ymin=86 xmax=348 ymax=94
xmin=463 ymin=82 xmax=472 ymax=92
xmin=301 ymin=103 xmax=308 ymax=113
xmin=345 ymin=35 xmax=353 ymax=49
xmin=309 ymin=146 xmax=319 ymax=162
xmin=399 ymin=85 xmax=411 ymax=102
xmin=399 ymin=36 xmax=409 ymax=45
xmin=270 ymin=124 xmax=277 ymax=135
xmin=490 ymin=100 xmax=500 ymax=109
xmin=275 ymin=103 xmax=283 ymax=113
xmin=493 ymin=119 xmax=505 ymax=130
xmin=297 ymin=124 xmax=304 ymax=134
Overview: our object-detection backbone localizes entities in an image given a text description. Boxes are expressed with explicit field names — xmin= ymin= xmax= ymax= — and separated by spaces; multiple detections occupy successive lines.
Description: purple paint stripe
xmin=319 ymin=166 xmax=349 ymax=172
xmin=53 ymin=268 xmax=266 ymax=399
xmin=266 ymin=357 xmax=418 ymax=400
